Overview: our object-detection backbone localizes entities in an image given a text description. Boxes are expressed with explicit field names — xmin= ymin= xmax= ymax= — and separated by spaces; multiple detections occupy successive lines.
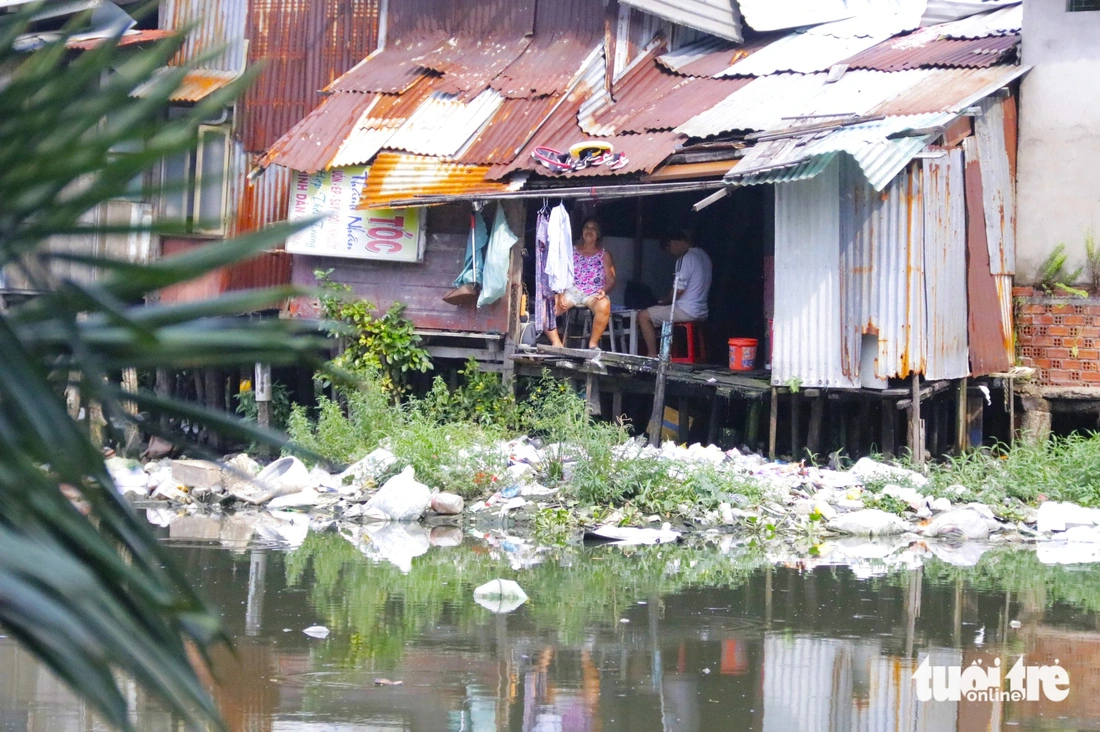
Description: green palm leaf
xmin=0 ymin=6 xmax=327 ymax=730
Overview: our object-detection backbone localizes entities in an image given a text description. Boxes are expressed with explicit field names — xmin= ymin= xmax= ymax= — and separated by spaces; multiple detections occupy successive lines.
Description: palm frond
xmin=0 ymin=8 xmax=328 ymax=731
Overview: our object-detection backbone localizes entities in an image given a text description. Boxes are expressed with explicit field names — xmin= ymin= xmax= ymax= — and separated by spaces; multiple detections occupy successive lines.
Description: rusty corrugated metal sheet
xmin=329 ymin=42 xmax=438 ymax=95
xmin=656 ymin=35 xmax=768 ymax=78
xmin=329 ymin=77 xmax=443 ymax=168
xmin=963 ymin=135 xmax=1013 ymax=375
xmin=230 ymin=158 xmax=294 ymax=236
xmin=259 ymin=91 xmax=377 ymax=173
xmin=241 ymin=0 xmax=381 ymax=153
xmin=226 ymin=250 xmax=292 ymax=291
xmin=772 ymin=157 xmax=858 ymax=388
xmin=491 ymin=34 xmax=604 ymax=99
xmin=360 ymin=152 xmax=516 ymax=208
xmin=160 ymin=0 xmax=247 ymax=71
xmin=869 ymin=65 xmax=1022 ymax=116
xmin=67 ymin=29 xmax=174 ymax=50
xmin=581 ymin=53 xmax=751 ymax=135
xmin=416 ymin=37 xmax=534 ymax=98
xmin=921 ymin=148 xmax=970 ymax=380
xmin=973 ymin=94 xmax=1015 ymax=275
xmin=839 ymin=158 xmax=925 ymax=384
xmin=385 ymin=89 xmax=505 ymax=157
xmin=937 ymin=4 xmax=1021 ymax=38
xmin=169 ymin=68 xmax=239 ymax=102
xmin=457 ymin=94 xmax=564 ymax=165
xmin=619 ymin=0 xmax=743 ymax=42
xmin=844 ymin=30 xmax=1018 ymax=71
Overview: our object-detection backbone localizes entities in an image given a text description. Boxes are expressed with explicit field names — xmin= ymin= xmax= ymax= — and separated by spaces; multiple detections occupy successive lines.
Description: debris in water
xmin=374 ymin=679 xmax=403 ymax=686
xmin=302 ymin=625 xmax=330 ymax=639
xmin=473 ymin=579 xmax=528 ymax=614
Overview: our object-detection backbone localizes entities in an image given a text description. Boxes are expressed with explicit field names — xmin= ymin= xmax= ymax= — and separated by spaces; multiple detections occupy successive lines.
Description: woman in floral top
xmin=547 ymin=217 xmax=617 ymax=350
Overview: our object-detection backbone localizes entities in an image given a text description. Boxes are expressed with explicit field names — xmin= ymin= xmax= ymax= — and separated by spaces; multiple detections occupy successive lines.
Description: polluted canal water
xmin=2 ymin=511 xmax=1100 ymax=731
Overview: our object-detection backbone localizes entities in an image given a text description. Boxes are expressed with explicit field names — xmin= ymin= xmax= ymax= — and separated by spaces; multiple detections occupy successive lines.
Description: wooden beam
xmin=807 ymin=395 xmax=824 ymax=459
xmin=768 ymin=386 xmax=778 ymax=460
xmin=909 ymin=375 xmax=924 ymax=467
xmin=956 ymin=377 xmax=969 ymax=452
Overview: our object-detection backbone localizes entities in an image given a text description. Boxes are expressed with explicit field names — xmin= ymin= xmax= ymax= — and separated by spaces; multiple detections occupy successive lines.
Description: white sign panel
xmin=286 ymin=166 xmax=426 ymax=262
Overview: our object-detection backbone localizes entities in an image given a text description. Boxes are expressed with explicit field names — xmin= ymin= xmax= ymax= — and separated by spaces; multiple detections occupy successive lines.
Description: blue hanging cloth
xmin=453 ymin=207 xmax=489 ymax=287
xmin=478 ymin=204 xmax=519 ymax=308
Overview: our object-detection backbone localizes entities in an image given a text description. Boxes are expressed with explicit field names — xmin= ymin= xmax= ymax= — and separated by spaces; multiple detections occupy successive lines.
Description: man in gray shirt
xmin=639 ymin=229 xmax=712 ymax=357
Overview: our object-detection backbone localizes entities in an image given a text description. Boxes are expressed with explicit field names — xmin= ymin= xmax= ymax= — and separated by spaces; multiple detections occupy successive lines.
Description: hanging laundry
xmin=453 ymin=208 xmax=489 ymax=287
xmin=534 ymin=206 xmax=555 ymax=334
xmin=545 ymin=203 xmax=573 ymax=293
xmin=478 ymin=204 xmax=519 ymax=308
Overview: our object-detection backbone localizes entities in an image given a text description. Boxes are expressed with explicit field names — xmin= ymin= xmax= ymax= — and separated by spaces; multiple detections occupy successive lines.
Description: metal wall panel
xmin=974 ymin=95 xmax=1016 ymax=275
xmin=160 ymin=0 xmax=247 ymax=71
xmin=773 ymin=158 xmax=859 ymax=388
xmin=839 ymin=158 xmax=924 ymax=384
xmin=921 ymin=148 xmax=970 ymax=380
xmin=619 ymin=0 xmax=743 ymax=42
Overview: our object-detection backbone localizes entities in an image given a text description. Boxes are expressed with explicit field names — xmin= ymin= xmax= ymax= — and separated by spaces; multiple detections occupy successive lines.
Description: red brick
xmin=1033 ymin=336 xmax=1056 ymax=347
xmin=1013 ymin=286 xmax=1036 ymax=297
xmin=1066 ymin=314 xmax=1088 ymax=325
xmin=1038 ymin=314 xmax=1055 ymax=325
xmin=1081 ymin=371 xmax=1100 ymax=383
xmin=1081 ymin=327 xmax=1100 ymax=338
xmin=1062 ymin=359 xmax=1084 ymax=371
xmin=1049 ymin=325 xmax=1071 ymax=336
xmin=1076 ymin=349 xmax=1100 ymax=360
xmin=1087 ymin=305 xmax=1100 ymax=316
xmin=1092 ymin=315 xmax=1100 ymax=326
xmin=1048 ymin=370 xmax=1075 ymax=383
xmin=1047 ymin=347 xmax=1072 ymax=359
xmin=1034 ymin=358 xmax=1053 ymax=369
xmin=1053 ymin=303 xmax=1070 ymax=313
xmin=1022 ymin=304 xmax=1046 ymax=314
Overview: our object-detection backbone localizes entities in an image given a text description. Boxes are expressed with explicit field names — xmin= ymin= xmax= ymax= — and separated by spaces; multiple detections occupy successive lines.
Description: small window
xmin=1068 ymin=0 xmax=1100 ymax=10
xmin=160 ymin=123 xmax=231 ymax=236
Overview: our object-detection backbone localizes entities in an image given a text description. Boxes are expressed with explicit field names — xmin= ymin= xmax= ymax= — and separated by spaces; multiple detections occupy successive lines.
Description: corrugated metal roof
xmin=67 ymin=28 xmax=174 ymax=50
xmin=720 ymin=12 xmax=922 ymax=77
xmin=240 ymin=0 xmax=380 ymax=153
xmin=416 ymin=37 xmax=534 ymax=97
xmin=844 ymin=29 xmax=1018 ymax=71
xmin=457 ymin=94 xmax=564 ymax=165
xmin=159 ymin=0 xmax=246 ymax=72
xmin=330 ymin=40 xmax=442 ymax=95
xmin=259 ymin=90 xmax=377 ymax=173
xmin=738 ymin=0 xmax=863 ymax=32
xmin=936 ymin=4 xmax=1022 ymax=38
xmin=678 ymin=69 xmax=930 ymax=139
xmin=772 ymin=158 xmax=859 ymax=388
xmin=359 ymin=152 xmax=518 ymax=208
xmin=168 ymin=68 xmax=240 ymax=102
xmin=580 ymin=53 xmax=751 ymax=136
xmin=868 ymin=64 xmax=1026 ymax=116
xmin=655 ymin=36 xmax=741 ymax=77
xmin=491 ymin=34 xmax=603 ymax=99
xmin=973 ymin=94 xmax=1015 ymax=275
xmin=328 ymin=78 xmax=444 ymax=167
xmin=920 ymin=148 xmax=970 ymax=380
xmin=384 ymin=89 xmax=505 ymax=157
xmin=619 ymin=0 xmax=743 ymax=43
xmin=921 ymin=0 xmax=1020 ymax=27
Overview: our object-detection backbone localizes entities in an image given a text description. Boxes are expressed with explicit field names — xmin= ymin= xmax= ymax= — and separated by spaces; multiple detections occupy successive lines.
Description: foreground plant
xmin=0 ymin=11 xmax=325 ymax=731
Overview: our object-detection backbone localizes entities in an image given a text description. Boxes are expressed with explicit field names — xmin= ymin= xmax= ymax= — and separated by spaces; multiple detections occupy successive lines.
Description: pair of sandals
xmin=532 ymin=142 xmax=629 ymax=174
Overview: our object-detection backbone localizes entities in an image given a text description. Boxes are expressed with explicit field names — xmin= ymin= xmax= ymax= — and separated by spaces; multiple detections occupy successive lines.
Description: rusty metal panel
xmin=329 ymin=77 xmax=443 ymax=167
xmin=844 ymin=30 xmax=1018 ymax=71
xmin=160 ymin=0 xmax=247 ymax=71
xmin=457 ymin=94 xmax=564 ymax=165
xmin=230 ymin=143 xmax=294 ymax=236
xmin=974 ymin=94 xmax=1015 ymax=275
xmin=839 ymin=158 xmax=924 ymax=383
xmin=937 ymin=4 xmax=1021 ymax=38
xmin=241 ymin=0 xmax=381 ymax=153
xmin=168 ymin=68 xmax=239 ymax=102
xmin=226 ymin=250 xmax=292 ymax=291
xmin=259 ymin=91 xmax=377 ymax=173
xmin=360 ymin=152 xmax=517 ymax=208
xmin=329 ymin=42 xmax=436 ymax=95
xmin=922 ymin=148 xmax=970 ymax=380
xmin=491 ymin=34 xmax=603 ymax=99
xmin=289 ymin=230 xmax=510 ymax=333
xmin=385 ymin=89 xmax=505 ymax=157
xmin=656 ymin=36 xmax=742 ymax=77
xmin=963 ymin=135 xmax=1012 ymax=375
xmin=772 ymin=158 xmax=859 ymax=388
xmin=416 ymin=37 xmax=534 ymax=98
xmin=67 ymin=29 xmax=174 ymax=50
xmin=869 ymin=65 xmax=1023 ymax=116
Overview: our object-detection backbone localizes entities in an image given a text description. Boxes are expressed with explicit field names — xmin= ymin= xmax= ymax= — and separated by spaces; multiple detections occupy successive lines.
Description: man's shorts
xmin=646 ymin=304 xmax=695 ymax=324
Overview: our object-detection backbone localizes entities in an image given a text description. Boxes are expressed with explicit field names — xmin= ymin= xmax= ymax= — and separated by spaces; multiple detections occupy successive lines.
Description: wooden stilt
xmin=768 ymin=387 xmax=778 ymax=460
xmin=1008 ymin=377 xmax=1015 ymax=446
xmin=585 ymin=374 xmax=601 ymax=417
xmin=881 ymin=396 xmax=896 ymax=457
xmin=857 ymin=399 xmax=871 ymax=457
xmin=707 ymin=394 xmax=722 ymax=447
xmin=909 ymin=375 xmax=924 ymax=466
xmin=612 ymin=390 xmax=623 ymax=424
xmin=677 ymin=397 xmax=689 ymax=444
xmin=956 ymin=378 xmax=969 ymax=453
xmin=747 ymin=401 xmax=762 ymax=450
xmin=807 ymin=395 xmax=824 ymax=460
xmin=790 ymin=391 xmax=801 ymax=460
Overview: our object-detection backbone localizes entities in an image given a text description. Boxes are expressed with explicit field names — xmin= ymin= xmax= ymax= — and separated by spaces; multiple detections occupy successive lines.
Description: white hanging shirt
xmin=545 ymin=204 xmax=574 ymax=293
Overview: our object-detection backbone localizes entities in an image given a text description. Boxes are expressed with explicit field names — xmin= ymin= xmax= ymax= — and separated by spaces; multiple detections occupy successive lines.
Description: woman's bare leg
xmin=588 ymin=297 xmax=611 ymax=349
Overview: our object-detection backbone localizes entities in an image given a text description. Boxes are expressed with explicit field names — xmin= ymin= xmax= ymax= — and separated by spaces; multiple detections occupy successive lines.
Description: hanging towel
xmin=545 ymin=203 xmax=573 ymax=293
xmin=453 ymin=208 xmax=489 ymax=287
xmin=534 ymin=208 xmax=555 ymax=333
xmin=478 ymin=204 xmax=519 ymax=308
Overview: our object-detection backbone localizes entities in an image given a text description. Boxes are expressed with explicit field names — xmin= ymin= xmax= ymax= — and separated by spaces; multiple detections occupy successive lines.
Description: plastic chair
xmin=670 ymin=321 xmax=707 ymax=364
xmin=562 ymin=308 xmax=620 ymax=352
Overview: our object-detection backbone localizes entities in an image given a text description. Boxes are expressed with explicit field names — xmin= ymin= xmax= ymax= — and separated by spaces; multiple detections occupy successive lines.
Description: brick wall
xmin=1014 ymin=285 xmax=1100 ymax=386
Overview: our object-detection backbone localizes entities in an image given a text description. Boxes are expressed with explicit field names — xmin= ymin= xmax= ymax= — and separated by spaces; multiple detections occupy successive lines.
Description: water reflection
xmin=4 ymin=510 xmax=1100 ymax=731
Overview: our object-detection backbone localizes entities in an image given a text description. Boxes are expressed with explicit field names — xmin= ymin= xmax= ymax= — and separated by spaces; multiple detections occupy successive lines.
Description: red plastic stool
xmin=671 ymin=321 xmax=707 ymax=364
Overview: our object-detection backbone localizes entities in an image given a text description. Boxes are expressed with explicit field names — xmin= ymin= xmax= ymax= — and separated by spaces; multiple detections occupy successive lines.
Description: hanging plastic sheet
xmin=444 ymin=206 xmax=490 ymax=306
xmin=478 ymin=204 xmax=519 ymax=308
